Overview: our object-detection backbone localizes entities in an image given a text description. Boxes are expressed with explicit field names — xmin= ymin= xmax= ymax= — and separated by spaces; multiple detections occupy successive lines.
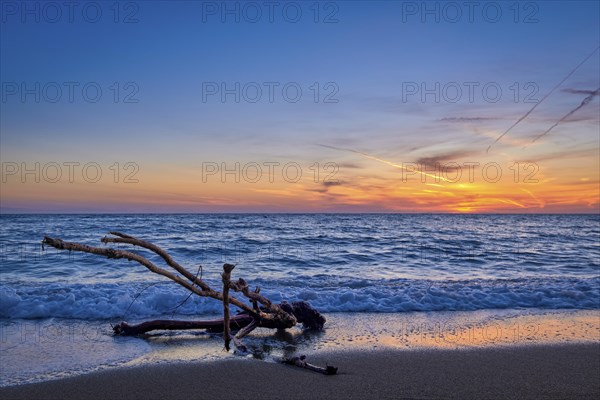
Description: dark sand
xmin=2 ymin=343 xmax=599 ymax=400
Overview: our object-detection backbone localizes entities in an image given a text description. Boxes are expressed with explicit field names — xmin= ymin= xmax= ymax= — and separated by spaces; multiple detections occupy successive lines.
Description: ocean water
xmin=1 ymin=214 xmax=599 ymax=319
xmin=0 ymin=214 xmax=599 ymax=385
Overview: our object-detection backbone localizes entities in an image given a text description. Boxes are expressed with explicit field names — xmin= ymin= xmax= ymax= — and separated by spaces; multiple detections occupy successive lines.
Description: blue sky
xmin=1 ymin=1 xmax=599 ymax=212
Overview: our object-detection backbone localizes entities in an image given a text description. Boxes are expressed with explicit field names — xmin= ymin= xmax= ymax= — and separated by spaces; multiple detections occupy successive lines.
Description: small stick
xmin=283 ymin=355 xmax=338 ymax=375
xmin=233 ymin=320 xmax=258 ymax=353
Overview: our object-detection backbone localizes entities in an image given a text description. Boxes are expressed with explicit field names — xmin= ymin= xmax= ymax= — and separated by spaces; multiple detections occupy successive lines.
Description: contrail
xmin=487 ymin=45 xmax=600 ymax=153
xmin=530 ymin=87 xmax=599 ymax=143
xmin=317 ymin=144 xmax=451 ymax=183
xmin=521 ymin=188 xmax=545 ymax=208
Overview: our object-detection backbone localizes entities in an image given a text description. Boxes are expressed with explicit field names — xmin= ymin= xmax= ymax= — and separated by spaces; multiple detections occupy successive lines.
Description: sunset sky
xmin=1 ymin=1 xmax=599 ymax=213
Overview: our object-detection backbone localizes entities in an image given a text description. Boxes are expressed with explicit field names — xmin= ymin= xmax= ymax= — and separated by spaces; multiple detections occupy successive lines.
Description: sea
xmin=1 ymin=214 xmax=599 ymax=385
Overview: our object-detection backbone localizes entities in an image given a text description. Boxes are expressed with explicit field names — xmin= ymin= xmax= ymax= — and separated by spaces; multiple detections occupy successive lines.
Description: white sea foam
xmin=1 ymin=276 xmax=597 ymax=320
xmin=1 ymin=214 xmax=598 ymax=320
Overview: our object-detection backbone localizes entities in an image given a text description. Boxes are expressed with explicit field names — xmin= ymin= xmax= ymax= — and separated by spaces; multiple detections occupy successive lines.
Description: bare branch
xmin=102 ymin=232 xmax=213 ymax=293
xmin=222 ymin=263 xmax=235 ymax=351
xmin=42 ymin=235 xmax=257 ymax=315
xmin=42 ymin=236 xmax=210 ymax=297
xmin=41 ymin=233 xmax=303 ymax=332
xmin=233 ymin=320 xmax=258 ymax=353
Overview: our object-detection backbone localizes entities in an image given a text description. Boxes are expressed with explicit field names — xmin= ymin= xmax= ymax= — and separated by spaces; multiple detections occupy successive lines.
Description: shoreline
xmin=1 ymin=309 xmax=599 ymax=388
xmin=1 ymin=343 xmax=599 ymax=400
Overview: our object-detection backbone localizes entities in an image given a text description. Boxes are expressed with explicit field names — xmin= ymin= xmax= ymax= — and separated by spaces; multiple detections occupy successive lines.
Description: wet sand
xmin=2 ymin=343 xmax=599 ymax=400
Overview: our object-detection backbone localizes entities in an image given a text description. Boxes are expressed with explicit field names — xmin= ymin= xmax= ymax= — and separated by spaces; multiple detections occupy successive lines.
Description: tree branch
xmin=222 ymin=263 xmax=235 ymax=351
xmin=41 ymin=234 xmax=298 ymax=330
xmin=102 ymin=232 xmax=213 ymax=293
xmin=42 ymin=235 xmax=256 ymax=315
xmin=112 ymin=314 xmax=254 ymax=336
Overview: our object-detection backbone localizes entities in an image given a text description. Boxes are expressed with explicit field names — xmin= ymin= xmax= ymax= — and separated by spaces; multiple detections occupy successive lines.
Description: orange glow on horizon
xmin=1 ymin=143 xmax=598 ymax=213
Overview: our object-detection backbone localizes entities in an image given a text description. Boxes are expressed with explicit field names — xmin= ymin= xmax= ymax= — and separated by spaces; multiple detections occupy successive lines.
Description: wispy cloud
xmin=439 ymin=117 xmax=504 ymax=123
xmin=323 ymin=181 xmax=343 ymax=187
xmin=562 ymin=88 xmax=600 ymax=95
xmin=338 ymin=162 xmax=363 ymax=169
xmin=515 ymin=147 xmax=598 ymax=163
xmin=487 ymin=45 xmax=600 ymax=153
xmin=317 ymin=144 xmax=454 ymax=183
xmin=531 ymin=87 xmax=600 ymax=143
xmin=310 ymin=181 xmax=345 ymax=194
xmin=415 ymin=150 xmax=480 ymax=171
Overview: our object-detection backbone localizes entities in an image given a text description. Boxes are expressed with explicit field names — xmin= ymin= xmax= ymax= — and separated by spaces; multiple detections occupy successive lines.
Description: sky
xmin=1 ymin=0 xmax=599 ymax=213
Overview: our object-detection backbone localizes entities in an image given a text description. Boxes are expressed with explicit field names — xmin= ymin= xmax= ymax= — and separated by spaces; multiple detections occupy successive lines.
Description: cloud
xmin=322 ymin=181 xmax=343 ymax=187
xmin=487 ymin=45 xmax=600 ymax=152
xmin=561 ymin=88 xmax=600 ymax=96
xmin=309 ymin=180 xmax=345 ymax=194
xmin=516 ymin=147 xmax=598 ymax=163
xmin=531 ymin=87 xmax=600 ymax=143
xmin=415 ymin=150 xmax=480 ymax=171
xmin=439 ymin=117 xmax=504 ymax=123
xmin=568 ymin=179 xmax=600 ymax=186
xmin=338 ymin=162 xmax=362 ymax=169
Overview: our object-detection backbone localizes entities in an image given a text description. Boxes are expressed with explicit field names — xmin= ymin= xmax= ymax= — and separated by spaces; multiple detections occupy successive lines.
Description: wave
xmin=1 ymin=276 xmax=598 ymax=320
xmin=1 ymin=214 xmax=598 ymax=320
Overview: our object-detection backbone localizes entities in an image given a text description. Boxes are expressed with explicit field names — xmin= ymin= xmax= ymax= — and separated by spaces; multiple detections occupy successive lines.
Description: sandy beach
xmin=2 ymin=343 xmax=598 ymax=400
xmin=2 ymin=0 xmax=599 ymax=396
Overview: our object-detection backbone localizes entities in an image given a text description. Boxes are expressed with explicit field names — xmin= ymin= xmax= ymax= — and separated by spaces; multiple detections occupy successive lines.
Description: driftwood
xmin=221 ymin=263 xmax=234 ymax=351
xmin=284 ymin=355 xmax=338 ymax=375
xmin=112 ymin=314 xmax=254 ymax=335
xmin=41 ymin=232 xmax=335 ymax=373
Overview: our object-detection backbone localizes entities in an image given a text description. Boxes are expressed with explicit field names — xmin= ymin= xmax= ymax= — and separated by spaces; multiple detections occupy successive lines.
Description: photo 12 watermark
xmin=200 ymin=1 xmax=339 ymax=24
xmin=395 ymin=236 xmax=546 ymax=264
xmin=0 ymin=1 xmax=140 ymax=24
xmin=1 ymin=162 xmax=140 ymax=184
xmin=1 ymin=82 xmax=140 ymax=103
xmin=197 ymin=241 xmax=341 ymax=265
xmin=201 ymin=161 xmax=339 ymax=184
xmin=399 ymin=1 xmax=540 ymax=24
xmin=395 ymin=321 xmax=541 ymax=345
xmin=201 ymin=81 xmax=339 ymax=104
xmin=397 ymin=161 xmax=539 ymax=184
xmin=1 ymin=321 xmax=106 ymax=344
xmin=401 ymin=81 xmax=539 ymax=104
